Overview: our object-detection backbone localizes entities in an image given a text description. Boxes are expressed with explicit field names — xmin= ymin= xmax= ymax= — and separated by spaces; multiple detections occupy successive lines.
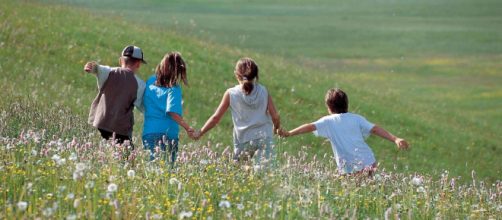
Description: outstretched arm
xmin=199 ymin=91 xmax=230 ymax=137
xmin=278 ymin=123 xmax=316 ymax=137
xmin=267 ymin=94 xmax=281 ymax=132
xmin=371 ymin=125 xmax=409 ymax=149
xmin=83 ymin=61 xmax=112 ymax=89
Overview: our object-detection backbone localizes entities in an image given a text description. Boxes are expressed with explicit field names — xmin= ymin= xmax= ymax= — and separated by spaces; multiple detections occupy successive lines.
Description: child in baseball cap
xmin=84 ymin=45 xmax=147 ymax=145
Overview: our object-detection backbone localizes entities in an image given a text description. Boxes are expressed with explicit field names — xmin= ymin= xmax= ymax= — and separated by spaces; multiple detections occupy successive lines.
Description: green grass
xmin=1 ymin=130 xmax=501 ymax=219
xmin=0 ymin=0 xmax=501 ymax=218
xmin=4 ymin=0 xmax=499 ymax=180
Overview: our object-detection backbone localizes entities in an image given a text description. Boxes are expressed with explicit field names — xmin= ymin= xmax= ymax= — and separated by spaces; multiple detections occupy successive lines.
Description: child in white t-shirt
xmin=279 ymin=88 xmax=409 ymax=175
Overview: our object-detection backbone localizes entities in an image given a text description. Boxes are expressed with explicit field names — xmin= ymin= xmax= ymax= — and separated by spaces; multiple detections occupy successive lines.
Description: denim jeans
xmin=233 ymin=137 xmax=274 ymax=165
xmin=142 ymin=133 xmax=179 ymax=167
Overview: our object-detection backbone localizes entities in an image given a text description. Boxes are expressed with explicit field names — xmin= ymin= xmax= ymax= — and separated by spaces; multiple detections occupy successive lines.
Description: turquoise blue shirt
xmin=142 ymin=75 xmax=182 ymax=139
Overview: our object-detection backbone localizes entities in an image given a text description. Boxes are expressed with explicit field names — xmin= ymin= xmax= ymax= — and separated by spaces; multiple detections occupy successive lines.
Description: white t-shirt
xmin=313 ymin=113 xmax=376 ymax=174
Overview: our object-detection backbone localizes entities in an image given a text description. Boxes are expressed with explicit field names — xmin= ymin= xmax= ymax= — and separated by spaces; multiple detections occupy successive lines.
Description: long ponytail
xmin=235 ymin=57 xmax=258 ymax=95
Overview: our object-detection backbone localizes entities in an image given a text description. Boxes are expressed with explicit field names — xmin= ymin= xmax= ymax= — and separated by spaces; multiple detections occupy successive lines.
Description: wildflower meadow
xmin=1 ymin=130 xmax=501 ymax=219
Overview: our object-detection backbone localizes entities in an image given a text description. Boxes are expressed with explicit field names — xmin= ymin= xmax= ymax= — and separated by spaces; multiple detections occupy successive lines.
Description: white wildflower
xmin=17 ymin=201 xmax=28 ymax=211
xmin=75 ymin=163 xmax=86 ymax=172
xmin=152 ymin=214 xmax=162 ymax=220
xmin=107 ymin=183 xmax=118 ymax=193
xmin=73 ymin=199 xmax=80 ymax=208
xmin=245 ymin=210 xmax=253 ymax=217
xmin=417 ymin=186 xmax=426 ymax=193
xmin=384 ymin=207 xmax=392 ymax=220
xmin=66 ymin=193 xmax=75 ymax=200
xmin=69 ymin=152 xmax=77 ymax=161
xmin=169 ymin=177 xmax=179 ymax=185
xmin=200 ymin=159 xmax=209 ymax=165
xmin=84 ymin=181 xmax=95 ymax=190
xmin=51 ymin=154 xmax=62 ymax=164
xmin=411 ymin=176 xmax=423 ymax=186
xmin=374 ymin=173 xmax=382 ymax=181
xmin=219 ymin=200 xmax=231 ymax=208
xmin=237 ymin=203 xmax=244 ymax=210
xmin=31 ymin=149 xmax=37 ymax=156
xmin=42 ymin=207 xmax=53 ymax=217
xmin=66 ymin=214 xmax=77 ymax=220
xmin=179 ymin=211 xmax=193 ymax=219
xmin=57 ymin=158 xmax=66 ymax=166
xmin=127 ymin=170 xmax=135 ymax=178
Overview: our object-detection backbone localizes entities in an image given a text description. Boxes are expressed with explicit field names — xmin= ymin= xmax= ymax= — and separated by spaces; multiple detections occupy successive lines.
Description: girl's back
xmin=228 ymin=83 xmax=273 ymax=145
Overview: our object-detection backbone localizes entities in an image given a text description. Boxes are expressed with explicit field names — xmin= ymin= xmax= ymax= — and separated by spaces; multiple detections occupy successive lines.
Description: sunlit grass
xmin=1 ymin=130 xmax=500 ymax=219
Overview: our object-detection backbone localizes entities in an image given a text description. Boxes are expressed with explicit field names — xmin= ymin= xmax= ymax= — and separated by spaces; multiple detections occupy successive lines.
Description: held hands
xmin=394 ymin=138 xmax=409 ymax=150
xmin=276 ymin=128 xmax=290 ymax=138
xmin=186 ymin=127 xmax=201 ymax=140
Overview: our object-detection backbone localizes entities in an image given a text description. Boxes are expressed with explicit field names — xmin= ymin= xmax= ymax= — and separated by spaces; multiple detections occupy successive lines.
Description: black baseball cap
xmin=121 ymin=45 xmax=147 ymax=64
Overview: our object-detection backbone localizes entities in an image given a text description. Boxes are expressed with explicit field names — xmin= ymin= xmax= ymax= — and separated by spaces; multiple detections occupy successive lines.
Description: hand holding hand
xmin=84 ymin=61 xmax=97 ymax=73
xmin=186 ymin=127 xmax=201 ymax=140
xmin=395 ymin=138 xmax=409 ymax=150
xmin=276 ymin=128 xmax=290 ymax=138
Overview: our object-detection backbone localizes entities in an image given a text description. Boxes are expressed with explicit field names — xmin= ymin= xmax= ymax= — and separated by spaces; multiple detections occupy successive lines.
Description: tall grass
xmin=1 ymin=128 xmax=500 ymax=219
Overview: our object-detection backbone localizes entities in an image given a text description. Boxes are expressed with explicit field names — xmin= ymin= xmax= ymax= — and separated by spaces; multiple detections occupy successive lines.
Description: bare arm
xmin=83 ymin=61 xmax=98 ymax=74
xmin=279 ymin=123 xmax=316 ymax=137
xmin=267 ymin=94 xmax=281 ymax=132
xmin=371 ymin=125 xmax=409 ymax=149
xmin=83 ymin=61 xmax=111 ymax=89
xmin=168 ymin=112 xmax=194 ymax=135
xmin=199 ymin=91 xmax=230 ymax=137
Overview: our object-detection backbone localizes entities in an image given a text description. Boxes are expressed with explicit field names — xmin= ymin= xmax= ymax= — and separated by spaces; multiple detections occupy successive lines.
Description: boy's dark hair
xmin=155 ymin=52 xmax=188 ymax=87
xmin=235 ymin=57 xmax=259 ymax=95
xmin=325 ymin=88 xmax=349 ymax=113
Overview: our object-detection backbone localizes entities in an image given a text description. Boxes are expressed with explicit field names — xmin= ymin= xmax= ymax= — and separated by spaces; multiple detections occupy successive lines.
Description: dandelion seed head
xmin=66 ymin=214 xmax=77 ymax=220
xmin=66 ymin=193 xmax=75 ymax=200
xmin=73 ymin=199 xmax=80 ymax=208
xmin=179 ymin=211 xmax=193 ymax=219
xmin=42 ymin=207 xmax=53 ymax=217
xmin=237 ymin=203 xmax=244 ymax=210
xmin=417 ymin=186 xmax=426 ymax=193
xmin=69 ymin=152 xmax=77 ymax=161
xmin=169 ymin=178 xmax=179 ymax=185
xmin=219 ymin=200 xmax=231 ymax=208
xmin=411 ymin=176 xmax=423 ymax=186
xmin=75 ymin=163 xmax=86 ymax=172
xmin=127 ymin=169 xmax=135 ymax=178
xmin=107 ymin=183 xmax=118 ymax=193
xmin=17 ymin=201 xmax=28 ymax=211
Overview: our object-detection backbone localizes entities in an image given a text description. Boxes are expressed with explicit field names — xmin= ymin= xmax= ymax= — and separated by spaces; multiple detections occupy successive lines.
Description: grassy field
xmin=26 ymin=0 xmax=502 ymax=181
xmin=0 ymin=0 xmax=501 ymax=218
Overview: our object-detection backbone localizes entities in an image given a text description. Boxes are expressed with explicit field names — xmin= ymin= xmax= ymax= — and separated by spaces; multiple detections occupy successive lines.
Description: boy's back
xmin=89 ymin=67 xmax=138 ymax=137
xmin=313 ymin=113 xmax=376 ymax=173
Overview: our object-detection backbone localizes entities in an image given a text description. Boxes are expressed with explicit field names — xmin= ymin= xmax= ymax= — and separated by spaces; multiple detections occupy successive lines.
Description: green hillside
xmin=1 ymin=0 xmax=501 ymax=183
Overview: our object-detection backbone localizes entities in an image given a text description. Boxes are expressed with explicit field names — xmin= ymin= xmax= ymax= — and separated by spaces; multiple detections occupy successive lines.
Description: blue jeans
xmin=142 ymin=133 xmax=179 ymax=167
xmin=234 ymin=137 xmax=274 ymax=165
